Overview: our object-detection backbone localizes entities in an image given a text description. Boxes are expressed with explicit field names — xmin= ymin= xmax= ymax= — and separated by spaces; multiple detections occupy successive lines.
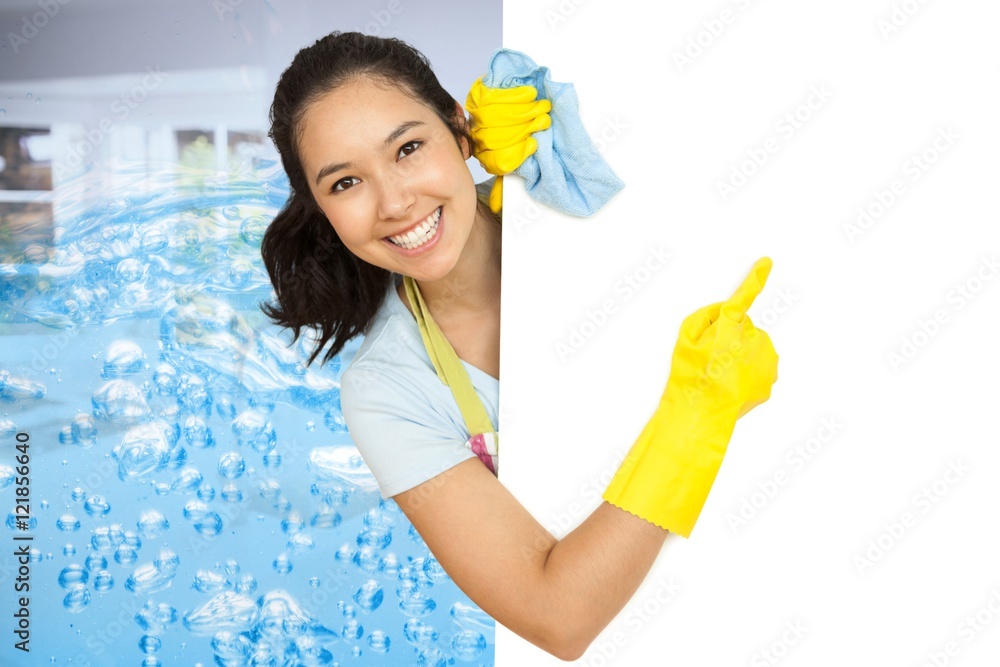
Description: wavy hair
xmin=260 ymin=31 xmax=487 ymax=366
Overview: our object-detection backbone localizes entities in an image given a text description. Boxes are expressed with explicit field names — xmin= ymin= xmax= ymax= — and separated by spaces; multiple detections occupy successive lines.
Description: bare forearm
xmin=541 ymin=500 xmax=669 ymax=659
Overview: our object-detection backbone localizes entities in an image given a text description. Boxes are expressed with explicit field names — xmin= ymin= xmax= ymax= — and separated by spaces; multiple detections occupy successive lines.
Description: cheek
xmin=322 ymin=201 xmax=370 ymax=244
xmin=405 ymin=144 xmax=462 ymax=189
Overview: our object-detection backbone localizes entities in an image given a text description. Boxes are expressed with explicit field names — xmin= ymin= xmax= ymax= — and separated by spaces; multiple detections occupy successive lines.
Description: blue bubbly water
xmin=0 ymin=160 xmax=494 ymax=666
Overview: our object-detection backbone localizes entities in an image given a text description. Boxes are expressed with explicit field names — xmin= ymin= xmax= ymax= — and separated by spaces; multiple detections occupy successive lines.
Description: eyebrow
xmin=313 ymin=120 xmax=426 ymax=187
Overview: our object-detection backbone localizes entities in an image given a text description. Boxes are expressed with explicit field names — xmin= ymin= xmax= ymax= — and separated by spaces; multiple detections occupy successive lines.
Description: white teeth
xmin=389 ymin=208 xmax=441 ymax=249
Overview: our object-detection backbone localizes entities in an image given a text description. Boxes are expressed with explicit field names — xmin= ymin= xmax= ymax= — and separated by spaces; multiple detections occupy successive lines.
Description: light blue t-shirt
xmin=339 ymin=273 xmax=500 ymax=499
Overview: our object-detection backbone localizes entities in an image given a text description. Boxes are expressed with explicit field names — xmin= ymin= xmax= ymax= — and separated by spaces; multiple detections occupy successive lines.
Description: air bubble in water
xmin=220 ymin=483 xmax=243 ymax=503
xmin=367 ymin=630 xmax=390 ymax=654
xmin=183 ymin=500 xmax=208 ymax=521
xmin=69 ymin=414 xmax=98 ymax=447
xmin=93 ymin=570 xmax=114 ymax=592
xmin=402 ymin=618 xmax=438 ymax=647
xmin=256 ymin=590 xmax=313 ymax=642
xmin=341 ymin=619 xmax=363 ymax=640
xmin=182 ymin=592 xmax=258 ymax=635
xmin=258 ymin=479 xmax=280 ymax=500
xmin=280 ymin=512 xmax=304 ymax=535
xmin=233 ymin=573 xmax=256 ymax=594
xmin=92 ymin=379 xmax=150 ymax=422
xmin=417 ymin=647 xmax=448 ymax=667
xmin=58 ymin=565 xmax=88 ymax=588
xmin=323 ymin=407 xmax=347 ymax=433
xmin=125 ymin=559 xmax=177 ymax=595
xmin=193 ymin=569 xmax=228 ymax=594
xmin=286 ymin=532 xmax=314 ymax=554
xmin=139 ymin=634 xmax=161 ymax=654
xmin=152 ymin=363 xmax=177 ymax=396
xmin=357 ymin=525 xmax=391 ymax=550
xmin=211 ymin=630 xmax=252 ymax=663
xmin=177 ymin=374 xmax=211 ymax=413
xmin=112 ymin=421 xmax=174 ymax=481
xmin=171 ymin=466 xmax=203 ymax=493
xmin=90 ymin=527 xmax=111 ymax=551
xmin=450 ymin=630 xmax=487 ymax=660
xmin=194 ymin=512 xmax=223 ymax=536
xmin=0 ymin=371 xmax=45 ymax=402
xmin=239 ymin=216 xmax=268 ymax=245
xmin=137 ymin=510 xmax=169 ymax=538
xmin=155 ymin=548 xmax=180 ymax=572
xmin=85 ymin=553 xmax=108 ymax=571
xmin=83 ymin=495 xmax=111 ymax=517
xmin=423 ymin=555 xmax=449 ymax=583
xmin=63 ymin=585 xmax=91 ymax=613
xmin=217 ymin=451 xmax=245 ymax=479
xmin=115 ymin=258 xmax=145 ymax=283
xmin=353 ymin=580 xmax=383 ymax=612
xmin=228 ymin=261 xmax=252 ymax=287
xmin=215 ymin=395 xmax=237 ymax=421
xmin=231 ymin=410 xmax=275 ymax=452
xmin=398 ymin=591 xmax=436 ymax=617
xmin=182 ymin=415 xmax=213 ymax=447
xmin=56 ymin=514 xmax=81 ymax=532
xmin=102 ymin=340 xmax=145 ymax=378
xmin=310 ymin=509 xmax=341 ymax=529
xmin=272 ymin=553 xmax=292 ymax=574
xmin=379 ymin=553 xmax=400 ymax=577
xmin=114 ymin=544 xmax=138 ymax=565
xmin=134 ymin=601 xmax=178 ymax=634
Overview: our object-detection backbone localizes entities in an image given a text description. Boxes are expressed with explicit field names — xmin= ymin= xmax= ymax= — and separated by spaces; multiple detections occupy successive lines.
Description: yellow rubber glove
xmin=603 ymin=257 xmax=780 ymax=538
xmin=465 ymin=76 xmax=552 ymax=213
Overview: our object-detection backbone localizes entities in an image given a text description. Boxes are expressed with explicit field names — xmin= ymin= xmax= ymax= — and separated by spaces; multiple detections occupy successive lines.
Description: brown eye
xmin=331 ymin=177 xmax=359 ymax=194
xmin=397 ymin=141 xmax=421 ymax=159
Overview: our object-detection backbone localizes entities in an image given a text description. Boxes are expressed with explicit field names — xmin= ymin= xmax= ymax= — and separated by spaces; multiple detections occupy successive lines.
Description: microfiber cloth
xmin=482 ymin=48 xmax=624 ymax=217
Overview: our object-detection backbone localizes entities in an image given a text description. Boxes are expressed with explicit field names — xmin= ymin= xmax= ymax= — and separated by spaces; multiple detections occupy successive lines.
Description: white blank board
xmin=497 ymin=1 xmax=1000 ymax=664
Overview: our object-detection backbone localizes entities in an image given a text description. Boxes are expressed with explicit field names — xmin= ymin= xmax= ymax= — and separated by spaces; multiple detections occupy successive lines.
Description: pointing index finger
xmin=721 ymin=257 xmax=773 ymax=323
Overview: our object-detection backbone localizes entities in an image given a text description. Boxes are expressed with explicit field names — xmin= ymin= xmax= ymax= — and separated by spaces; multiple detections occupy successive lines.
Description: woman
xmin=261 ymin=31 xmax=778 ymax=660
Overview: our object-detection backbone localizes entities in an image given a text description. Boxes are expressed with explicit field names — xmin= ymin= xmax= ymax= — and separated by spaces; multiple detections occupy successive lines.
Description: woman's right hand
xmin=602 ymin=257 xmax=780 ymax=538
xmin=663 ymin=256 xmax=779 ymax=420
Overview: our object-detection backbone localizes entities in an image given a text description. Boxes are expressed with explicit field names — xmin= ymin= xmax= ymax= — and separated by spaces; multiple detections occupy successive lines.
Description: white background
xmin=499 ymin=1 xmax=1000 ymax=665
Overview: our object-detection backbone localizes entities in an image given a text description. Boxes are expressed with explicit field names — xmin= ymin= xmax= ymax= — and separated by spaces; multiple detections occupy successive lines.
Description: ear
xmin=452 ymin=99 xmax=472 ymax=160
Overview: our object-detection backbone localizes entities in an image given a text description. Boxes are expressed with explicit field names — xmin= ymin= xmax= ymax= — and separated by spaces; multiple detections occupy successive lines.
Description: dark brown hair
xmin=260 ymin=31 xmax=487 ymax=366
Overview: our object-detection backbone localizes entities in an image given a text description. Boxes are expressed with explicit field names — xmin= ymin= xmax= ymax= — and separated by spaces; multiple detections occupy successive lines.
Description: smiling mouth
xmin=385 ymin=207 xmax=442 ymax=249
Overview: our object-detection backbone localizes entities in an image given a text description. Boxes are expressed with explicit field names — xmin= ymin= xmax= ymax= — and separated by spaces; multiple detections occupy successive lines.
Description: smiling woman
xmin=262 ymin=32 xmax=499 ymax=368
xmin=260 ymin=30 xmax=779 ymax=662
xmin=297 ymin=77 xmax=490 ymax=293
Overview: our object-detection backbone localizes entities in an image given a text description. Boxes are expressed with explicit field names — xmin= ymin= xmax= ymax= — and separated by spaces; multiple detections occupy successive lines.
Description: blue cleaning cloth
xmin=482 ymin=48 xmax=624 ymax=217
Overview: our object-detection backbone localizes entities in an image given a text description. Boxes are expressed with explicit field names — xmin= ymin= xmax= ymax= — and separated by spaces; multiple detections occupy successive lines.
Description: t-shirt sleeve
xmin=339 ymin=362 xmax=477 ymax=499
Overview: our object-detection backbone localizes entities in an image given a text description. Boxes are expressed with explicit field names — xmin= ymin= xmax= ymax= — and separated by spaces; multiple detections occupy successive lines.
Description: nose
xmin=375 ymin=172 xmax=414 ymax=221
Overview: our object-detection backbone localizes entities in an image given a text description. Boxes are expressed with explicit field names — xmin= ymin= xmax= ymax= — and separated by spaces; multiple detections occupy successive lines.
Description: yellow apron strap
xmin=403 ymin=275 xmax=497 ymax=440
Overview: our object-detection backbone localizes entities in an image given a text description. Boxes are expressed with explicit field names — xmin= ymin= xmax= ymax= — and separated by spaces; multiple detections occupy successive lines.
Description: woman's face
xmin=297 ymin=77 xmax=479 ymax=281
